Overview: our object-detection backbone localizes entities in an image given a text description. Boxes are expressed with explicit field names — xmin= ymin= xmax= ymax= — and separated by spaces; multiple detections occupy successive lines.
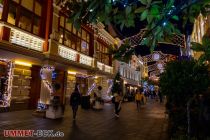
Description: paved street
xmin=0 ymin=100 xmax=168 ymax=140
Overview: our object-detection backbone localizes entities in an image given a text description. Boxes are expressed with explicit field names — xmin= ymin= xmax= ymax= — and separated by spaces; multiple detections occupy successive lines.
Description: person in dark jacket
xmin=70 ymin=84 xmax=81 ymax=120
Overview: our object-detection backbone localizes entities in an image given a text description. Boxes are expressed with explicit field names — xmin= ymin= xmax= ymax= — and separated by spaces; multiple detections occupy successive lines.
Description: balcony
xmin=97 ymin=61 xmax=113 ymax=74
xmin=79 ymin=53 xmax=93 ymax=67
xmin=0 ymin=22 xmax=44 ymax=52
xmin=104 ymin=65 xmax=113 ymax=74
xmin=58 ymin=44 xmax=94 ymax=67
xmin=49 ymin=35 xmax=114 ymax=74
xmin=97 ymin=62 xmax=103 ymax=71
xmin=58 ymin=45 xmax=77 ymax=62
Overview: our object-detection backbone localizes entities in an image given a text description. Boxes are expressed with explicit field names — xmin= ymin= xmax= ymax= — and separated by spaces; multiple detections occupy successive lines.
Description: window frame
xmin=6 ymin=0 xmax=43 ymax=36
xmin=96 ymin=39 xmax=110 ymax=65
xmin=58 ymin=14 xmax=91 ymax=55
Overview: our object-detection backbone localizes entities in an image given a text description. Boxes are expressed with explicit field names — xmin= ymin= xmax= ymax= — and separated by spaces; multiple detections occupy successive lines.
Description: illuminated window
xmin=82 ymin=29 xmax=87 ymax=40
xmin=58 ymin=15 xmax=91 ymax=55
xmin=7 ymin=3 xmax=16 ymax=25
xmin=66 ymin=21 xmax=72 ymax=31
xmin=60 ymin=16 xmax=65 ymax=27
xmin=33 ymin=16 xmax=41 ymax=35
xmin=96 ymin=41 xmax=110 ymax=65
xmin=35 ymin=1 xmax=42 ymax=16
xmin=7 ymin=0 xmax=44 ymax=36
xmin=21 ymin=0 xmax=33 ymax=11
xmin=73 ymin=26 xmax=77 ymax=34
xmin=19 ymin=9 xmax=32 ymax=32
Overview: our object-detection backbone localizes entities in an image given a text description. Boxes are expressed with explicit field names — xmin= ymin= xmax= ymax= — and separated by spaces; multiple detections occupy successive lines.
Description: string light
xmin=40 ymin=65 xmax=55 ymax=95
xmin=87 ymin=83 xmax=96 ymax=95
xmin=0 ymin=59 xmax=13 ymax=108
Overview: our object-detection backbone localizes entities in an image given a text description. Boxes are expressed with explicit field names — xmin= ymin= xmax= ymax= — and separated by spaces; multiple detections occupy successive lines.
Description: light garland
xmin=37 ymin=102 xmax=47 ymax=110
xmin=87 ymin=83 xmax=96 ymax=95
xmin=106 ymin=79 xmax=113 ymax=95
xmin=0 ymin=59 xmax=13 ymax=107
xmin=40 ymin=66 xmax=55 ymax=95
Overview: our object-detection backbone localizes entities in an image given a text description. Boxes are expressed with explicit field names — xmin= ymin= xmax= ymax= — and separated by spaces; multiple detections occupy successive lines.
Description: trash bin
xmin=81 ymin=95 xmax=90 ymax=109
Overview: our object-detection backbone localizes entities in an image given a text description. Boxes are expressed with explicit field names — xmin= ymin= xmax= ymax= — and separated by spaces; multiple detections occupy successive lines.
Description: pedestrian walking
xmin=135 ymin=89 xmax=143 ymax=111
xmin=113 ymin=93 xmax=122 ymax=118
xmin=70 ymin=84 xmax=81 ymax=120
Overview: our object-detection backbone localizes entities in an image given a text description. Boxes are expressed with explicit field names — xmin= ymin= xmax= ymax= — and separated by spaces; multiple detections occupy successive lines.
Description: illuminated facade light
xmin=59 ymin=45 xmax=93 ymax=67
xmin=14 ymin=61 xmax=32 ymax=67
xmin=58 ymin=45 xmax=77 ymax=61
xmin=68 ymin=71 xmax=77 ymax=75
xmin=79 ymin=53 xmax=93 ymax=66
xmin=104 ymin=65 xmax=113 ymax=73
xmin=10 ymin=28 xmax=44 ymax=51
xmin=97 ymin=62 xmax=103 ymax=70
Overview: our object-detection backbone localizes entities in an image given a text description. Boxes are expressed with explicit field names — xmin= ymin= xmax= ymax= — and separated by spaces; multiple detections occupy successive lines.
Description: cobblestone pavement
xmin=0 ymin=100 xmax=169 ymax=140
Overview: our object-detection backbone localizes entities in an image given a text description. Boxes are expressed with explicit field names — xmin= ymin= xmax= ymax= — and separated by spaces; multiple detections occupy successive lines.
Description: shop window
xmin=35 ymin=1 xmax=42 ymax=16
xmin=7 ymin=3 xmax=17 ymax=25
xmin=21 ymin=0 xmax=33 ymax=11
xmin=19 ymin=9 xmax=32 ymax=32
xmin=33 ymin=16 xmax=40 ymax=35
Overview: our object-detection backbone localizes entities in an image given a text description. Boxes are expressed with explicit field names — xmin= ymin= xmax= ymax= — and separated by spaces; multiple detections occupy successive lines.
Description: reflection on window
xmin=7 ymin=3 xmax=16 ymax=25
xmin=19 ymin=10 xmax=32 ymax=32
xmin=21 ymin=0 xmax=33 ymax=11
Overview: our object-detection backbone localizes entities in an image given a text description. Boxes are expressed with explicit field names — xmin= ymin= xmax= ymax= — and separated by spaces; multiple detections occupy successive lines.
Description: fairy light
xmin=87 ymin=83 xmax=96 ymax=95
xmin=0 ymin=59 xmax=13 ymax=107
xmin=106 ymin=79 xmax=113 ymax=95
xmin=40 ymin=65 xmax=55 ymax=95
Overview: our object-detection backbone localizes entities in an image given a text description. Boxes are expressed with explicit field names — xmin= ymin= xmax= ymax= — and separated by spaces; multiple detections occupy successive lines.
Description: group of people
xmin=144 ymin=88 xmax=163 ymax=103
xmin=69 ymin=84 xmax=162 ymax=120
